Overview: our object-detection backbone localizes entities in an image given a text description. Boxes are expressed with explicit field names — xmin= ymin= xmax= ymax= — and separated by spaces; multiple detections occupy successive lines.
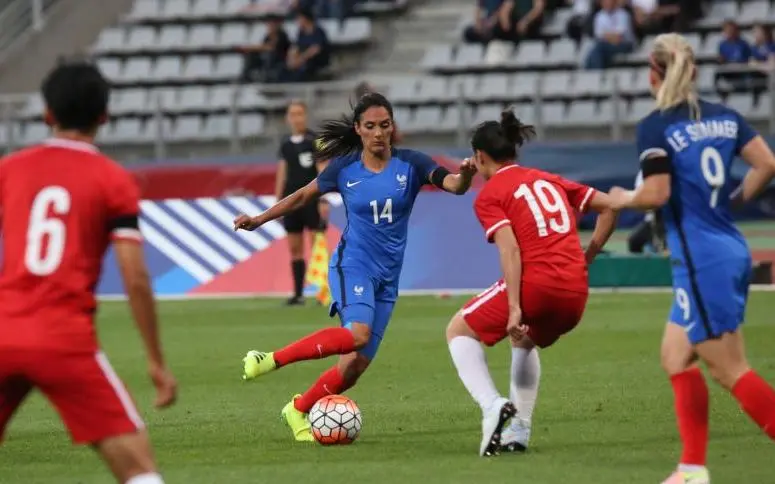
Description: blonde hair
xmin=651 ymin=33 xmax=700 ymax=120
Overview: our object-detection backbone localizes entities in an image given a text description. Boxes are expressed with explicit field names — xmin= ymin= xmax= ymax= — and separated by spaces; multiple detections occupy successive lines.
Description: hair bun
xmin=499 ymin=108 xmax=536 ymax=147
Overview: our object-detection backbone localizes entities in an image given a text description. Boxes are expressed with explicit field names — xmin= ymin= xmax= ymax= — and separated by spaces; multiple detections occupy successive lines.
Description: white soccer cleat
xmin=479 ymin=397 xmax=516 ymax=457
xmin=661 ymin=468 xmax=710 ymax=484
xmin=499 ymin=417 xmax=531 ymax=453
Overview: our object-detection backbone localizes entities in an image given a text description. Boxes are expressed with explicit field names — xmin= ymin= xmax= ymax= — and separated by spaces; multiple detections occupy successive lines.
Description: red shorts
xmin=0 ymin=349 xmax=145 ymax=444
xmin=462 ymin=280 xmax=588 ymax=348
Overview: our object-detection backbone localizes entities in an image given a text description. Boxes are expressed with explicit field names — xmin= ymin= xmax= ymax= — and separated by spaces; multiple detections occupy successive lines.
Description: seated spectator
xmin=280 ymin=9 xmax=331 ymax=83
xmin=565 ymin=0 xmax=594 ymax=43
xmin=751 ymin=24 xmax=775 ymax=67
xmin=239 ymin=15 xmax=290 ymax=83
xmin=584 ymin=0 xmax=634 ymax=70
xmin=631 ymin=0 xmax=702 ymax=36
xmin=463 ymin=0 xmax=513 ymax=45
xmin=314 ymin=0 xmax=355 ymax=22
xmin=716 ymin=20 xmax=752 ymax=93
xmin=464 ymin=0 xmax=546 ymax=45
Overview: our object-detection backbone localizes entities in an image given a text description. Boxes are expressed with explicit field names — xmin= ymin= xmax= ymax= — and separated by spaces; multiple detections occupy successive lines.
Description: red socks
xmin=732 ymin=370 xmax=775 ymax=440
xmin=294 ymin=366 xmax=346 ymax=413
xmin=670 ymin=367 xmax=709 ymax=466
xmin=274 ymin=327 xmax=356 ymax=367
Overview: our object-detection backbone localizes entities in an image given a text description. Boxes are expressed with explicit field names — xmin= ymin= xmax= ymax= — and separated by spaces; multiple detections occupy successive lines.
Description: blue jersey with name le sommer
xmin=316 ymin=148 xmax=439 ymax=282
xmin=636 ymin=100 xmax=756 ymax=273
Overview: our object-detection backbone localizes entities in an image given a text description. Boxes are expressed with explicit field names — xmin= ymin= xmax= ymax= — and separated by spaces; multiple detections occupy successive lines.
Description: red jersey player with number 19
xmin=446 ymin=109 xmax=618 ymax=457
xmin=0 ymin=63 xmax=176 ymax=484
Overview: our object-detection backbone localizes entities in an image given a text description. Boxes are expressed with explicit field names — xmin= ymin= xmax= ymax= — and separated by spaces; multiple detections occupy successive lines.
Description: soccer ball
xmin=308 ymin=395 xmax=362 ymax=445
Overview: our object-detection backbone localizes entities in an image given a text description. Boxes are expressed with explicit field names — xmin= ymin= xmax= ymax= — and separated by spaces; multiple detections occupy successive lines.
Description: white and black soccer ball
xmin=308 ymin=395 xmax=362 ymax=445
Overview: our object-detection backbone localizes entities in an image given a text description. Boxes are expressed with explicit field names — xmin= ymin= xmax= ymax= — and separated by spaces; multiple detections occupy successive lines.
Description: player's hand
xmin=233 ymin=214 xmax=262 ymax=231
xmin=149 ymin=363 xmax=177 ymax=409
xmin=318 ymin=199 xmax=331 ymax=222
xmin=608 ymin=186 xmax=634 ymax=210
xmin=506 ymin=306 xmax=527 ymax=340
xmin=459 ymin=158 xmax=477 ymax=178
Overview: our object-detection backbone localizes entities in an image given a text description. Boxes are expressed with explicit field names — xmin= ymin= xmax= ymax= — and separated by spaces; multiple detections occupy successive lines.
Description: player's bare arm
xmin=275 ymin=159 xmax=287 ymax=201
xmin=437 ymin=158 xmax=477 ymax=195
xmin=234 ymin=180 xmax=321 ymax=231
xmin=609 ymin=171 xmax=671 ymax=211
xmin=733 ymin=136 xmax=775 ymax=205
xmin=492 ymin=227 xmax=525 ymax=339
xmin=114 ymin=240 xmax=177 ymax=409
xmin=584 ymin=191 xmax=619 ymax=263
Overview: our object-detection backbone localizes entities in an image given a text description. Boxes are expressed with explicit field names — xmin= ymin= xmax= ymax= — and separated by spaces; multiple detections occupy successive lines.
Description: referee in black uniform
xmin=276 ymin=100 xmax=329 ymax=305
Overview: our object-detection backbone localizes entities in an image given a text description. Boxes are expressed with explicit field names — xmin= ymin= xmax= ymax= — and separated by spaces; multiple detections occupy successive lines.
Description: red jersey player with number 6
xmin=0 ymin=63 xmax=176 ymax=484
xmin=446 ymin=109 xmax=618 ymax=457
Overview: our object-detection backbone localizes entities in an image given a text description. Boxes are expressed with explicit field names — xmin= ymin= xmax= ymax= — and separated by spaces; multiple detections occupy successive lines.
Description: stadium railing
xmin=0 ymin=0 xmax=61 ymax=64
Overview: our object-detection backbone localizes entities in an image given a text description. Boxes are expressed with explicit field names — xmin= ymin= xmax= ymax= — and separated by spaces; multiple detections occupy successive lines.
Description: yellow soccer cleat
xmin=281 ymin=395 xmax=315 ymax=443
xmin=242 ymin=350 xmax=277 ymax=381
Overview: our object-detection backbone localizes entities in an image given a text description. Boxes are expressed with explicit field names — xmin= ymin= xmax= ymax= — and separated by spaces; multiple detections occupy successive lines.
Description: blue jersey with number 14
xmin=316 ymin=148 xmax=438 ymax=283
xmin=636 ymin=100 xmax=756 ymax=273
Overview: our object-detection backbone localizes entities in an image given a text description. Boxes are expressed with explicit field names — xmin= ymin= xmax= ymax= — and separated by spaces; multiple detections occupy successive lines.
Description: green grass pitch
xmin=1 ymin=292 xmax=774 ymax=484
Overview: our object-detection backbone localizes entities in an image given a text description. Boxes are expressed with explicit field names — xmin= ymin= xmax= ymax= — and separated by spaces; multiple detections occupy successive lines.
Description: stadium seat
xmin=470 ymin=74 xmax=509 ymax=102
xmin=421 ymin=45 xmax=453 ymax=70
xmin=545 ymin=38 xmax=577 ymax=65
xmin=213 ymin=54 xmax=243 ymax=80
xmin=220 ymin=23 xmax=249 ymax=48
xmin=339 ymin=18 xmax=372 ymax=44
xmin=176 ymin=86 xmax=208 ymax=112
xmin=112 ymin=89 xmax=148 ymax=115
xmin=111 ymin=118 xmax=143 ymax=144
xmin=514 ymin=41 xmax=546 ymax=67
xmin=510 ymin=72 xmax=539 ymax=98
xmin=622 ymin=67 xmax=650 ymax=96
xmin=696 ymin=65 xmax=716 ymax=92
xmin=202 ymin=114 xmax=233 ymax=140
xmin=126 ymin=26 xmax=157 ymax=52
xmin=149 ymin=88 xmax=179 ymax=110
xmin=572 ymin=70 xmax=608 ymax=97
xmin=224 ymin=0 xmax=251 ymax=15
xmin=126 ymin=0 xmax=161 ymax=22
xmin=387 ymin=78 xmax=418 ymax=104
xmin=172 ymin=116 xmax=204 ymax=141
xmin=19 ymin=95 xmax=44 ymax=118
xmin=188 ymin=25 xmax=219 ymax=50
xmin=239 ymin=87 xmax=268 ymax=110
xmin=22 ymin=122 xmax=50 ymax=145
xmin=161 ymin=0 xmax=191 ymax=20
xmin=739 ymin=1 xmax=772 ymax=25
xmin=541 ymin=71 xmax=572 ymax=98
xmin=210 ymin=85 xmax=237 ymax=110
xmin=541 ymin=102 xmax=566 ymax=126
xmin=438 ymin=106 xmax=468 ymax=132
xmin=626 ymin=98 xmax=655 ymax=124
xmin=416 ymin=77 xmax=447 ymax=103
xmin=697 ymin=1 xmax=739 ymax=29
xmin=472 ymin=104 xmax=502 ymax=125
xmin=607 ymin=68 xmax=634 ymax=93
xmin=727 ymin=93 xmax=754 ymax=115
xmin=700 ymin=33 xmax=722 ymax=60
xmin=393 ymin=106 xmax=411 ymax=130
xmin=158 ymin=25 xmax=188 ymax=51
xmin=567 ymin=100 xmax=608 ymax=126
xmin=122 ymin=58 xmax=153 ymax=83
xmin=454 ymin=45 xmax=484 ymax=69
xmin=151 ymin=57 xmax=183 ymax=83
xmin=182 ymin=56 xmax=215 ymax=82
xmin=412 ymin=106 xmax=442 ymax=133
xmin=238 ymin=114 xmax=264 ymax=137
xmin=93 ymin=28 xmax=126 ymax=54
xmin=751 ymin=95 xmax=772 ymax=120
xmin=97 ymin=58 xmax=123 ymax=81
xmin=190 ymin=0 xmax=223 ymax=19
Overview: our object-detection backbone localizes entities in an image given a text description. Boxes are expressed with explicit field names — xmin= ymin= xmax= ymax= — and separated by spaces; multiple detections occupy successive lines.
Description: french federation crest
xmin=396 ymin=173 xmax=408 ymax=190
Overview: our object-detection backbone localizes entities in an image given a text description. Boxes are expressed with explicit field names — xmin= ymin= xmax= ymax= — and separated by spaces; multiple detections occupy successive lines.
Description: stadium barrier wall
xmin=94 ymin=193 xmax=683 ymax=298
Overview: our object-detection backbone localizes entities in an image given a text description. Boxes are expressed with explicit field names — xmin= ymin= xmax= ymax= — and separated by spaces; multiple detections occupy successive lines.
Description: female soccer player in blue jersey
xmin=233 ymin=92 xmax=476 ymax=442
xmin=608 ymin=33 xmax=775 ymax=484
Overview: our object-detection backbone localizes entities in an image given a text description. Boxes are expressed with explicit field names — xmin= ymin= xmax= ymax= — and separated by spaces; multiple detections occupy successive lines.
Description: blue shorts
xmin=669 ymin=257 xmax=751 ymax=344
xmin=328 ymin=266 xmax=398 ymax=360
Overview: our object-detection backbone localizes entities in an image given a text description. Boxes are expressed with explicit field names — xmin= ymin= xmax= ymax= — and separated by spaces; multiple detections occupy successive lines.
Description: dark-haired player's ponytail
xmin=499 ymin=108 xmax=536 ymax=148
xmin=315 ymin=114 xmax=363 ymax=161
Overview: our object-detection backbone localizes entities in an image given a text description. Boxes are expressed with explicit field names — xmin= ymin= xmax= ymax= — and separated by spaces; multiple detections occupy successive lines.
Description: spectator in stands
xmin=751 ymin=24 xmax=775 ymax=67
xmin=463 ymin=0 xmax=514 ymax=44
xmin=281 ymin=8 xmax=331 ymax=82
xmin=511 ymin=0 xmax=547 ymax=42
xmin=584 ymin=0 xmax=634 ymax=70
xmin=716 ymin=19 xmax=752 ymax=93
xmin=239 ymin=15 xmax=290 ymax=83
xmin=314 ymin=0 xmax=354 ymax=22
xmin=565 ymin=0 xmax=594 ymax=43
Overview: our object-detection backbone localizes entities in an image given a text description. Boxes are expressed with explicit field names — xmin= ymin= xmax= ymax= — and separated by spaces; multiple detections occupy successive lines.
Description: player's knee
xmin=96 ymin=432 xmax=157 ymax=483
xmin=446 ymin=312 xmax=472 ymax=342
xmin=349 ymin=323 xmax=371 ymax=350
xmin=705 ymin=359 xmax=749 ymax=391
xmin=660 ymin=347 xmax=694 ymax=376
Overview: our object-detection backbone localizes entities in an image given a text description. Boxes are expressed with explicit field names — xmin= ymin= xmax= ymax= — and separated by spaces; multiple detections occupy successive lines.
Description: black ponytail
xmin=499 ymin=108 xmax=536 ymax=148
xmin=314 ymin=92 xmax=395 ymax=162
xmin=470 ymin=107 xmax=535 ymax=162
